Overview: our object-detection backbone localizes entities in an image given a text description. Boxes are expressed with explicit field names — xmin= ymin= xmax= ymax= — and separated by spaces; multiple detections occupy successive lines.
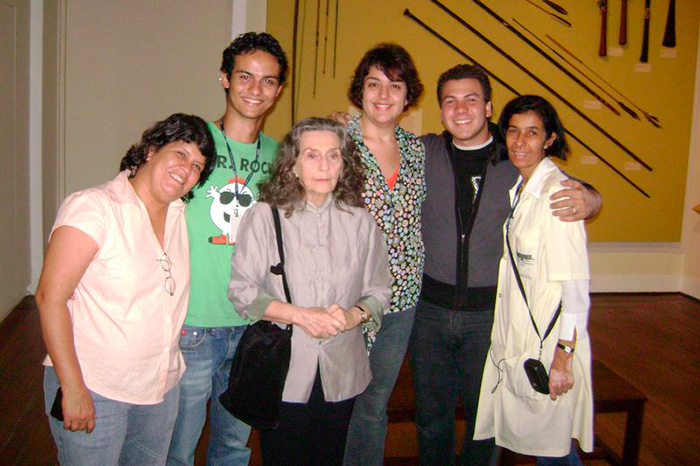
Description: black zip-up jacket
xmin=420 ymin=125 xmax=519 ymax=311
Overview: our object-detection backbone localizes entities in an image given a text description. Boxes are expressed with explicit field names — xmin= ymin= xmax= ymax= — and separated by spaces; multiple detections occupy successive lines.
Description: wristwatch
xmin=557 ymin=342 xmax=575 ymax=354
xmin=356 ymin=305 xmax=370 ymax=324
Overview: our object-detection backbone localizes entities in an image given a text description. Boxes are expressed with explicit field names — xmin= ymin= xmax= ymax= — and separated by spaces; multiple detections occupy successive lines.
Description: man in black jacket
xmin=411 ymin=64 xmax=601 ymax=465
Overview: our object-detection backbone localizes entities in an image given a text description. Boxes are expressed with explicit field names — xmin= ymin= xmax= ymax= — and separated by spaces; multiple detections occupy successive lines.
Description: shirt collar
xmin=107 ymin=170 xmax=186 ymax=212
xmin=302 ymin=194 xmax=334 ymax=213
xmin=348 ymin=115 xmax=407 ymax=144
xmin=519 ymin=157 xmax=558 ymax=200
xmin=347 ymin=115 xmax=362 ymax=138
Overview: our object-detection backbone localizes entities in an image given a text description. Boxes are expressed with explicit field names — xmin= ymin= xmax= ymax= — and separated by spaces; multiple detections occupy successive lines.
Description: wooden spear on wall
xmin=598 ymin=0 xmax=608 ymax=56
xmin=313 ymin=0 xmax=321 ymax=97
xmin=619 ymin=0 xmax=628 ymax=45
xmin=322 ymin=0 xmax=330 ymax=74
xmin=435 ymin=0 xmax=653 ymax=170
xmin=546 ymin=33 xmax=662 ymax=128
xmin=332 ymin=0 xmax=339 ymax=78
xmin=436 ymin=0 xmax=622 ymax=116
xmin=524 ymin=0 xmax=571 ymax=28
xmin=640 ymin=0 xmax=651 ymax=62
xmin=663 ymin=0 xmax=676 ymax=47
xmin=514 ymin=19 xmax=639 ymax=119
xmin=291 ymin=0 xmax=300 ymax=123
xmin=403 ymin=9 xmax=650 ymax=198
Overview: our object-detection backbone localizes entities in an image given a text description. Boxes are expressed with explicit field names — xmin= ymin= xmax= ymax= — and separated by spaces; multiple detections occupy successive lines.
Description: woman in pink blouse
xmin=35 ymin=114 xmax=216 ymax=466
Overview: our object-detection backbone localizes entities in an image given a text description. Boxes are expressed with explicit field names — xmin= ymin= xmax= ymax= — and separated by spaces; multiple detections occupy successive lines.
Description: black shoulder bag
xmin=219 ymin=206 xmax=293 ymax=430
xmin=506 ymin=190 xmax=561 ymax=395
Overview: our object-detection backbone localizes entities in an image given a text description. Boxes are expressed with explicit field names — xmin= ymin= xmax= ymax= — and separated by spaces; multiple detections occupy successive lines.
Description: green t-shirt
xmin=185 ymin=121 xmax=277 ymax=327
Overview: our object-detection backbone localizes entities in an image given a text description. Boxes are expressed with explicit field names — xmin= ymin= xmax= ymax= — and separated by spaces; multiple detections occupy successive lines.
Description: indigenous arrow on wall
xmin=403 ymin=9 xmax=650 ymax=198
xmin=545 ymin=34 xmax=662 ymax=128
xmin=513 ymin=19 xmax=639 ymax=120
xmin=432 ymin=0 xmax=653 ymax=172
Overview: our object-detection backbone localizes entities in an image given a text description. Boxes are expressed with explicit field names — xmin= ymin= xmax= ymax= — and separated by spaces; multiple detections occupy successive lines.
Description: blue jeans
xmin=167 ymin=325 xmax=251 ymax=466
xmin=343 ymin=307 xmax=417 ymax=466
xmin=410 ymin=299 xmax=495 ymax=466
xmin=44 ymin=365 xmax=179 ymax=466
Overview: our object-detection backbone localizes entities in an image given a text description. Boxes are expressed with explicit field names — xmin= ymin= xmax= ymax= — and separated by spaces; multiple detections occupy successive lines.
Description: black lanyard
xmin=219 ymin=118 xmax=261 ymax=199
xmin=505 ymin=182 xmax=561 ymax=359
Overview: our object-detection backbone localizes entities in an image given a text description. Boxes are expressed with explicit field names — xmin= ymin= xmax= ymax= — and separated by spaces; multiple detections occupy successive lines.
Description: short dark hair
xmin=258 ymin=117 xmax=365 ymax=216
xmin=498 ymin=95 xmax=569 ymax=160
xmin=120 ymin=113 xmax=216 ymax=201
xmin=437 ymin=64 xmax=492 ymax=106
xmin=348 ymin=43 xmax=423 ymax=111
xmin=220 ymin=32 xmax=288 ymax=86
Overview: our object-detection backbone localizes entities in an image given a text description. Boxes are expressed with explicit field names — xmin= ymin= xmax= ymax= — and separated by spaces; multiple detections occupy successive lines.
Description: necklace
xmin=219 ymin=118 xmax=261 ymax=199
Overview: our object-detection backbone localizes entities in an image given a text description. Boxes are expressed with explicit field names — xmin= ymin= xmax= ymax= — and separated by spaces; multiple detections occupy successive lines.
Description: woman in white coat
xmin=474 ymin=95 xmax=593 ymax=465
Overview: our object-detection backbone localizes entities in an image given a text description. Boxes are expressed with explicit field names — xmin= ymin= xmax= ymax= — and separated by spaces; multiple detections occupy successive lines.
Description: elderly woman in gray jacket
xmin=227 ymin=117 xmax=392 ymax=465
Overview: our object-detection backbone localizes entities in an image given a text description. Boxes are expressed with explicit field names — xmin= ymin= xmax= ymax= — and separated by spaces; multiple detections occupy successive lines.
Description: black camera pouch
xmin=523 ymin=358 xmax=550 ymax=394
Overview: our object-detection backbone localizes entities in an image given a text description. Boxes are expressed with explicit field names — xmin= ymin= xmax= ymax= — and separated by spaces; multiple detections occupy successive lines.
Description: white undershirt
xmin=453 ymin=135 xmax=493 ymax=151
xmin=559 ymin=279 xmax=590 ymax=340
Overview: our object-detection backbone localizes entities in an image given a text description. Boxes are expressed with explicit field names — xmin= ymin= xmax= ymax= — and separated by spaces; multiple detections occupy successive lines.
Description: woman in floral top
xmin=343 ymin=43 xmax=426 ymax=465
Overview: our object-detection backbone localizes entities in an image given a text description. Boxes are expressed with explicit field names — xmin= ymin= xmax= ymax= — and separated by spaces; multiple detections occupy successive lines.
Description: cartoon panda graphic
xmin=206 ymin=178 xmax=256 ymax=245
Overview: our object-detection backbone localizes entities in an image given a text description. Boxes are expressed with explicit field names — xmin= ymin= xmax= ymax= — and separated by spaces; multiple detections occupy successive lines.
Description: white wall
xmin=24 ymin=0 xmax=266 ymax=301
xmin=29 ymin=0 xmax=43 ymax=291
xmin=232 ymin=0 xmax=266 ymax=37
xmin=0 ymin=0 xmax=31 ymax=320
xmin=680 ymin=24 xmax=700 ymax=299
xmin=61 ymin=0 xmax=232 ymax=195
xmin=589 ymin=243 xmax=684 ymax=293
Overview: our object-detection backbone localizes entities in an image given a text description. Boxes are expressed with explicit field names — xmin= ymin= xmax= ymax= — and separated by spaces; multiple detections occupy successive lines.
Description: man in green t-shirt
xmin=167 ymin=32 xmax=287 ymax=466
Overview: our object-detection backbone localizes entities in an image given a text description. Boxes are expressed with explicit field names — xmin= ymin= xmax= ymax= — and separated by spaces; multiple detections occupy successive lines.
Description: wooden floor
xmin=1 ymin=293 xmax=698 ymax=465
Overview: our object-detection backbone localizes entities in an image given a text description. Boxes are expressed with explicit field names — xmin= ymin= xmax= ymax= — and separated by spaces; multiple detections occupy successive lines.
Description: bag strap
xmin=506 ymin=190 xmax=561 ymax=357
xmin=270 ymin=206 xmax=292 ymax=304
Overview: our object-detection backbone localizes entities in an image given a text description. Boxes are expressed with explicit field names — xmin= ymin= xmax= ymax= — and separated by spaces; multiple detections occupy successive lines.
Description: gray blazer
xmin=228 ymin=199 xmax=392 ymax=403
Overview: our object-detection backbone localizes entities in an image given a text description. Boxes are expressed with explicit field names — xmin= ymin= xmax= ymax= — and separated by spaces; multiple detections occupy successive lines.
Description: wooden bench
xmin=386 ymin=357 xmax=647 ymax=466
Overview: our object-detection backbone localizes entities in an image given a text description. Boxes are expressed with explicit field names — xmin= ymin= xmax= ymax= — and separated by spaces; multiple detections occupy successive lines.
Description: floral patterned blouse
xmin=348 ymin=117 xmax=425 ymax=345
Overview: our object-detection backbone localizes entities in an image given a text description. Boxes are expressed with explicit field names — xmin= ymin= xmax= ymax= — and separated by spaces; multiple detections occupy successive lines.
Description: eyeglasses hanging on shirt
xmin=157 ymin=252 xmax=176 ymax=296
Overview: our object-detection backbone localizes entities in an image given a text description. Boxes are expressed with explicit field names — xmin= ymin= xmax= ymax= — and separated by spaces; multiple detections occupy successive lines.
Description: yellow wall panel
xmin=266 ymin=0 xmax=700 ymax=242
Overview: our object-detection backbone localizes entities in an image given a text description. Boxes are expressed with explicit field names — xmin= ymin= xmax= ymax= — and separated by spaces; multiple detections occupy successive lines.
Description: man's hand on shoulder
xmin=549 ymin=179 xmax=602 ymax=222
xmin=328 ymin=112 xmax=353 ymax=127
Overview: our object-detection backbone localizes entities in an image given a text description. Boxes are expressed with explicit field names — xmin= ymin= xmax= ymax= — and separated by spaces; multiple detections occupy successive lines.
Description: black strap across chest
xmin=506 ymin=189 xmax=561 ymax=356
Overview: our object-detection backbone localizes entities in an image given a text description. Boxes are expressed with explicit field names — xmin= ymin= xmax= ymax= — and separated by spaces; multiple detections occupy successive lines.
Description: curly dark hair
xmin=119 ymin=113 xmax=216 ymax=201
xmin=498 ymin=95 xmax=569 ymax=160
xmin=436 ymin=64 xmax=492 ymax=106
xmin=348 ymin=43 xmax=423 ymax=111
xmin=258 ymin=118 xmax=365 ymax=216
xmin=220 ymin=32 xmax=288 ymax=88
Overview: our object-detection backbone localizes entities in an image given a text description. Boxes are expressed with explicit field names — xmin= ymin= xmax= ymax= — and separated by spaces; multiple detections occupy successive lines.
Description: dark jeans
xmin=410 ymin=299 xmax=495 ymax=466
xmin=344 ymin=307 xmax=416 ymax=466
xmin=260 ymin=370 xmax=355 ymax=466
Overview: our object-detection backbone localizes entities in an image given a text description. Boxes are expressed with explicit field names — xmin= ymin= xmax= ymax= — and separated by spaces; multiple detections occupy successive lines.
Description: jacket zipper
xmin=446 ymin=132 xmax=492 ymax=308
